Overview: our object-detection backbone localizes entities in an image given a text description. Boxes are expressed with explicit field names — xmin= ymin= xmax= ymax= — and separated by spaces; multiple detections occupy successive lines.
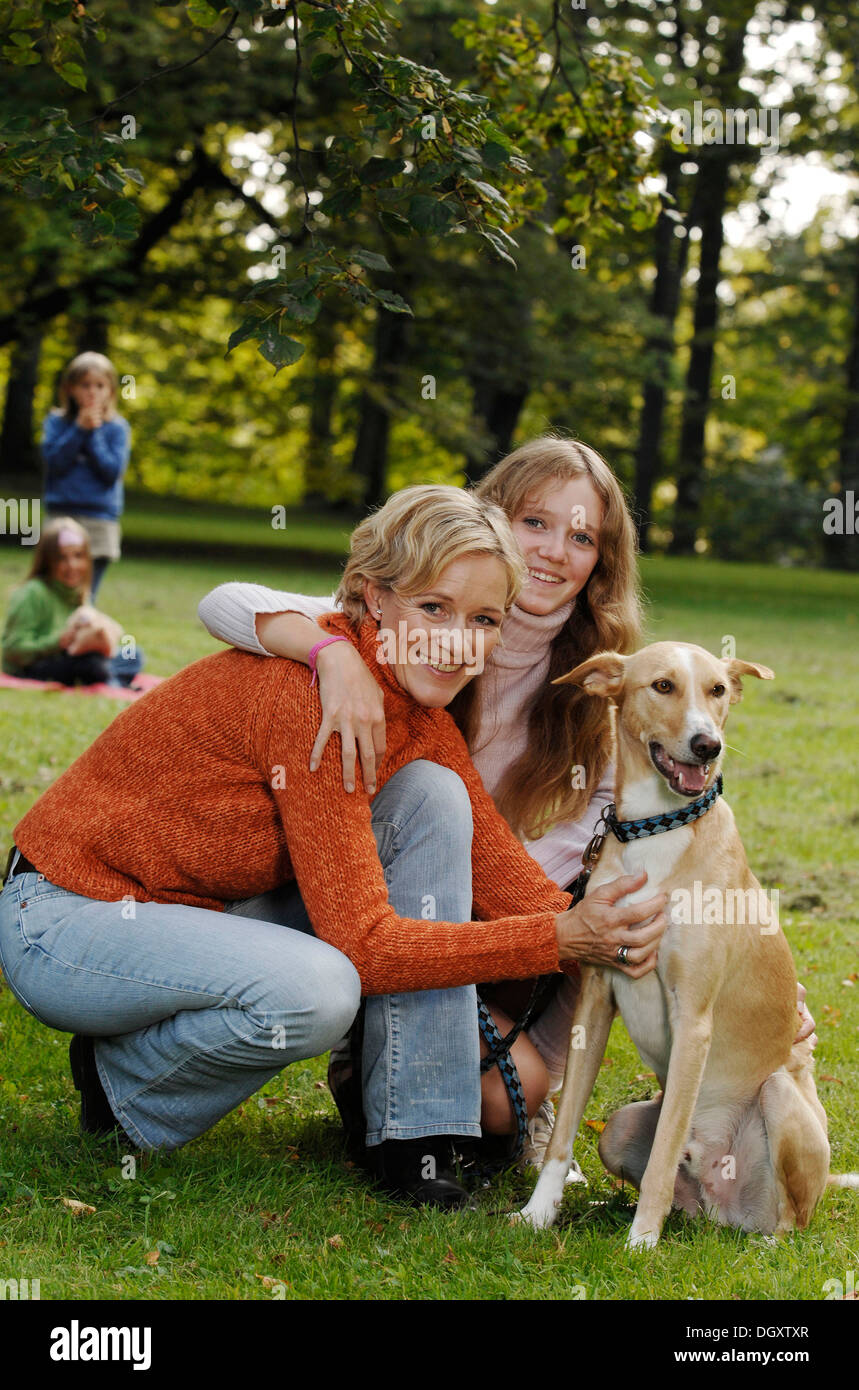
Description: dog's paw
xmin=625 ymin=1222 xmax=660 ymax=1251
xmin=516 ymin=1197 xmax=560 ymax=1231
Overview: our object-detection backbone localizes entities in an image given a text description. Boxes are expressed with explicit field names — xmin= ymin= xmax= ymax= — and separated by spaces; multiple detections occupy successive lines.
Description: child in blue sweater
xmin=42 ymin=353 xmax=131 ymax=600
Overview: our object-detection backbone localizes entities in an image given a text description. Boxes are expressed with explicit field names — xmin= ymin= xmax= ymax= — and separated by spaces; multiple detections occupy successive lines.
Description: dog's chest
xmin=612 ymin=968 xmax=672 ymax=1080
xmin=594 ymin=824 xmax=695 ymax=1080
xmin=614 ymin=824 xmax=694 ymax=902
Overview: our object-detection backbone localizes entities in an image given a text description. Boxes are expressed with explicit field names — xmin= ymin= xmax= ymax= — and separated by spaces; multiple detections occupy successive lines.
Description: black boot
xmin=369 ymin=1136 xmax=471 ymax=1209
xmin=69 ymin=1035 xmax=124 ymax=1138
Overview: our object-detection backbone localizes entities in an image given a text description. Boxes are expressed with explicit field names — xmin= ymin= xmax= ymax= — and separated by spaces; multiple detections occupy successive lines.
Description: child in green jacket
xmin=2 ymin=517 xmax=143 ymax=687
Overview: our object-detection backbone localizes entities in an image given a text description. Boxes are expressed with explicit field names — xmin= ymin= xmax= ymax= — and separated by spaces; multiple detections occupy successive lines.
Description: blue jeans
xmin=361 ymin=760 xmax=481 ymax=1145
xmin=0 ymin=761 xmax=480 ymax=1151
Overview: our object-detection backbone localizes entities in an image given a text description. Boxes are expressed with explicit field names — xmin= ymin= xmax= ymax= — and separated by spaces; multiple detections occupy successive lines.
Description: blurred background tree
xmin=0 ymin=0 xmax=856 ymax=567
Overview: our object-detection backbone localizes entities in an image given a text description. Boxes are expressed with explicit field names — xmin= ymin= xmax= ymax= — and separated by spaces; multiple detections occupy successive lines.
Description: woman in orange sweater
xmin=0 ymin=486 xmax=666 ymax=1206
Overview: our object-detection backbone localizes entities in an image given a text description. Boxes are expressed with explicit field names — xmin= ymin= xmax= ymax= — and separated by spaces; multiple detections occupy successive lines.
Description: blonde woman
xmin=199 ymin=437 xmax=643 ymax=1164
xmin=1 ymin=485 xmax=666 ymax=1210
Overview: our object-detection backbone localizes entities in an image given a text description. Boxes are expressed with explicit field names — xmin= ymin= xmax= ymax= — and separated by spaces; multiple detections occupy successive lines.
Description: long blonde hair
xmin=335 ymin=484 xmax=527 ymax=626
xmin=455 ymin=436 xmax=642 ymax=840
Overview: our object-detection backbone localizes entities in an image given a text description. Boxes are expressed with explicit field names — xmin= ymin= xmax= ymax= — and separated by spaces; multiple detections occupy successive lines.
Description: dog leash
xmin=476 ymin=939 xmax=576 ymax=1161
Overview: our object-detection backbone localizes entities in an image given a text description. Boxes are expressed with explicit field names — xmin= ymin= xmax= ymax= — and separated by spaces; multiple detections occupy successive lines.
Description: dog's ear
xmin=553 ymin=651 xmax=627 ymax=698
xmin=723 ymin=658 xmax=774 ymax=704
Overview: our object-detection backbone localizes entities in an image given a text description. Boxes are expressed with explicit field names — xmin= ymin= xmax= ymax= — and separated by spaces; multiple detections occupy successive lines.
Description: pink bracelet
xmin=308 ymin=634 xmax=350 ymax=687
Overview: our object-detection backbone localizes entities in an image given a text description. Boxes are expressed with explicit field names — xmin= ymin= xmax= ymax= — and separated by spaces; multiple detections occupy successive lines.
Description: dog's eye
xmin=711 ymin=683 xmax=726 ymax=697
xmin=652 ymin=679 xmax=673 ymax=694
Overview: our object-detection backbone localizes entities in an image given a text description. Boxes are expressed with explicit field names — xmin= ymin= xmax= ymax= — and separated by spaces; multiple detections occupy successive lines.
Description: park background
xmin=0 ymin=0 xmax=856 ymax=1301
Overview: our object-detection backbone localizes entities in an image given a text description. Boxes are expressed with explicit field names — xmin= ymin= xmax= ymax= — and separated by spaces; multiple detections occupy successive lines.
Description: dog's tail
xmin=827 ymin=1173 xmax=859 ymax=1190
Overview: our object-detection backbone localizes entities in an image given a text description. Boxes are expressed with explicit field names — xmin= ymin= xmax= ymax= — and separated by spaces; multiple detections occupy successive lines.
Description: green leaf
xmin=466 ymin=179 xmax=511 ymax=211
xmin=359 ymin=156 xmax=406 ymax=184
xmin=407 ymin=194 xmax=456 ymax=234
xmin=306 ymin=10 xmax=341 ymax=34
xmin=451 ymin=143 xmax=482 ymax=164
xmin=106 ymin=198 xmax=139 ymax=239
xmin=3 ymin=46 xmax=40 ymax=65
xmin=349 ymin=248 xmax=392 ymax=272
xmin=225 ymin=315 xmax=262 ymax=356
xmin=479 ymin=229 xmax=517 ymax=268
xmin=187 ymin=0 xmax=219 ymax=26
xmin=482 ymin=140 xmax=509 ymax=170
xmin=258 ymin=321 xmax=305 ymax=370
xmin=122 ymin=167 xmax=145 ymax=187
xmin=373 ymin=288 xmax=413 ymax=315
xmin=95 ymin=167 xmax=128 ymax=192
xmin=310 ymin=52 xmax=339 ymax=80
xmin=378 ymin=210 xmax=411 ymax=236
xmin=277 ymin=293 xmax=321 ymax=323
xmin=483 ymin=123 xmax=512 ymax=151
xmin=287 ymin=272 xmax=323 ymax=298
xmin=323 ymin=187 xmax=361 ymax=219
xmin=57 ymin=62 xmax=87 ymax=91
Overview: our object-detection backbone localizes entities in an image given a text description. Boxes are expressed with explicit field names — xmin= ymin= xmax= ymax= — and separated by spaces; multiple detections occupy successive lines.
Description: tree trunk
xmin=669 ymin=9 xmax=753 ymax=556
xmin=669 ymin=145 xmax=731 ymax=554
xmin=824 ymin=239 xmax=859 ymax=570
xmin=633 ymin=147 xmax=693 ymax=550
xmin=350 ymin=291 xmax=412 ymax=508
xmin=302 ymin=316 xmax=340 ymax=506
xmin=466 ymin=381 xmax=529 ymax=484
xmin=0 ymin=327 xmax=44 ymax=480
xmin=75 ymin=310 xmax=110 ymax=358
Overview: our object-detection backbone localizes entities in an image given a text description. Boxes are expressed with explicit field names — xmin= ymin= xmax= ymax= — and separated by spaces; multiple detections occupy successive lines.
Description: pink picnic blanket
xmin=0 ymin=671 xmax=164 ymax=702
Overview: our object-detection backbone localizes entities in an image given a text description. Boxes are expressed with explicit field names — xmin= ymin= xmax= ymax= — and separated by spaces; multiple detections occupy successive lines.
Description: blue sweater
xmin=42 ymin=411 xmax=131 ymax=521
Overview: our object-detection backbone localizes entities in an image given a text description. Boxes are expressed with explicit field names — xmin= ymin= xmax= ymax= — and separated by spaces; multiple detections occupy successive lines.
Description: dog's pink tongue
xmin=674 ymin=761 xmax=707 ymax=793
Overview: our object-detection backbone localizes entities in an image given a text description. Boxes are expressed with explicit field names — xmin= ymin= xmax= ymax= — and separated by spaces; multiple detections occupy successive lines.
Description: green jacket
xmin=2 ymin=577 xmax=80 ymax=675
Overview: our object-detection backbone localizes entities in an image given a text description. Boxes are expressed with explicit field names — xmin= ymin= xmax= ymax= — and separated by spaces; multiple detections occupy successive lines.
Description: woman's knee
xmin=376 ymin=761 xmax=473 ymax=865
xmin=480 ymin=1010 xmax=550 ymax=1134
xmin=255 ymin=946 xmax=361 ymax=1057
xmin=387 ymin=760 xmax=471 ymax=825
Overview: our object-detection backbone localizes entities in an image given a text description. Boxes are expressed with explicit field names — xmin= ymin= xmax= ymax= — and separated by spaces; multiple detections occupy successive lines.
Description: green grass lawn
xmin=0 ymin=530 xmax=857 ymax=1302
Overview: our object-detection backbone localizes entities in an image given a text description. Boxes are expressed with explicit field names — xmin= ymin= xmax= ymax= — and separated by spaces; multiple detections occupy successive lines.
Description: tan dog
xmin=519 ymin=642 xmax=852 ymax=1249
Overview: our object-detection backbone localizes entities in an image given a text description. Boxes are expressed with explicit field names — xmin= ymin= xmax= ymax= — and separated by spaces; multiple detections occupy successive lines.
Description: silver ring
xmin=616 ymin=944 xmax=630 ymax=965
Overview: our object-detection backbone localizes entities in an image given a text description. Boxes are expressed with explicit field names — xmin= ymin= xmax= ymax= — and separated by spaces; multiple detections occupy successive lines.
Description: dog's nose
xmin=690 ymin=733 xmax=721 ymax=763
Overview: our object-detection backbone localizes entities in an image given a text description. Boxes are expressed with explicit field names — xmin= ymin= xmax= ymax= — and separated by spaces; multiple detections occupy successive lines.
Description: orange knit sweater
xmin=15 ymin=613 xmax=570 ymax=994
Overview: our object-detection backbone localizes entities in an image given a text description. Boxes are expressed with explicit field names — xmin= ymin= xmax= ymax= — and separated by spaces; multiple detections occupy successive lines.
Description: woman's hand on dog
xmin=555 ymin=870 xmax=668 ymax=978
